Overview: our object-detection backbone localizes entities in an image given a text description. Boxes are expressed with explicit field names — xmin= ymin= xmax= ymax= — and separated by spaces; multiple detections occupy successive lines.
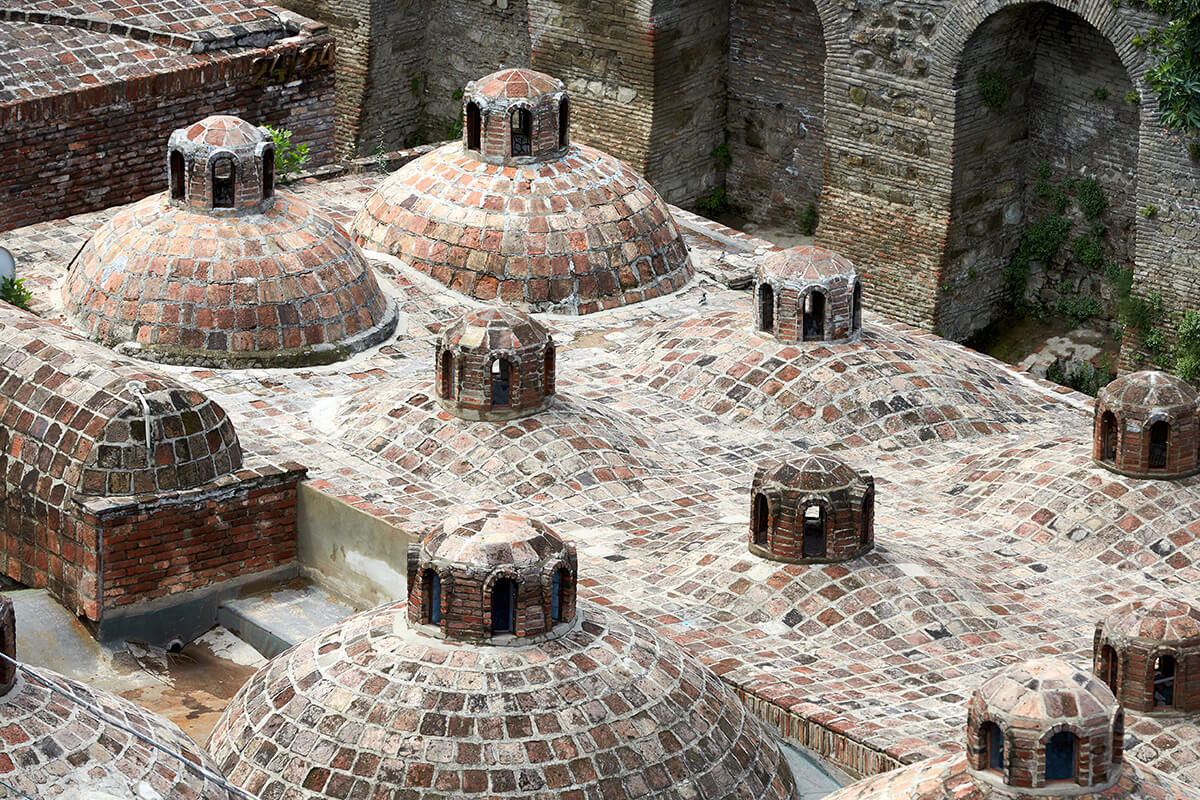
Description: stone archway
xmin=935 ymin=2 xmax=1142 ymax=340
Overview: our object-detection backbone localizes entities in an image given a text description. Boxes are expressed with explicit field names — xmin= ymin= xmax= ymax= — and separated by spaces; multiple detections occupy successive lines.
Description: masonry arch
xmin=936 ymin=2 xmax=1142 ymax=341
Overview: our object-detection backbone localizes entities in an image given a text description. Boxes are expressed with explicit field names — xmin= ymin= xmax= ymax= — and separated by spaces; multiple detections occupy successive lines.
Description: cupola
xmin=966 ymin=658 xmax=1123 ymax=792
xmin=462 ymin=68 xmax=569 ymax=164
xmin=407 ymin=506 xmax=577 ymax=642
xmin=755 ymin=246 xmax=862 ymax=343
xmin=436 ymin=307 xmax=555 ymax=421
xmin=1093 ymin=370 xmax=1200 ymax=479
xmin=1095 ymin=599 xmax=1200 ymax=714
xmin=750 ymin=453 xmax=874 ymax=563
xmin=167 ymin=115 xmax=275 ymax=213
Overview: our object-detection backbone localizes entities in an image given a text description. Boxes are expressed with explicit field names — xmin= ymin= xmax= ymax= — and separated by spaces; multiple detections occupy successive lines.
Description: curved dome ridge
xmin=183 ymin=114 xmax=265 ymax=147
xmin=1100 ymin=370 xmax=1199 ymax=410
xmin=1104 ymin=598 xmax=1200 ymax=643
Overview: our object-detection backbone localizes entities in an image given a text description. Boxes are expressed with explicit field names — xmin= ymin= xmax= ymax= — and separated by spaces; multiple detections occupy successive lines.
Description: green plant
xmin=1143 ymin=203 xmax=1160 ymax=218
xmin=1072 ymin=234 xmax=1105 ymax=270
xmin=1034 ymin=162 xmax=1068 ymax=213
xmin=1094 ymin=87 xmax=1111 ymax=100
xmin=0 ymin=276 xmax=32 ymax=310
xmin=941 ymin=281 xmax=953 ymax=294
xmin=1004 ymin=214 xmax=1071 ymax=308
xmin=1142 ymin=0 xmax=1200 ymax=130
xmin=371 ymin=130 xmax=389 ymax=173
xmin=695 ymin=186 xmax=738 ymax=217
xmin=1055 ymin=287 xmax=1103 ymax=323
xmin=967 ymin=265 xmax=978 ymax=280
xmin=1076 ymin=178 xmax=1107 ymax=220
xmin=1133 ymin=33 xmax=1148 ymax=47
xmin=710 ymin=138 xmax=732 ymax=171
xmin=978 ymin=72 xmax=1010 ymax=112
xmin=265 ymin=126 xmax=310 ymax=184
xmin=1125 ymin=90 xmax=1141 ymax=105
xmin=1189 ymin=141 xmax=1200 ymax=160
xmin=1175 ymin=309 xmax=1200 ymax=380
xmin=1045 ymin=357 xmax=1115 ymax=396
xmin=798 ymin=202 xmax=818 ymax=236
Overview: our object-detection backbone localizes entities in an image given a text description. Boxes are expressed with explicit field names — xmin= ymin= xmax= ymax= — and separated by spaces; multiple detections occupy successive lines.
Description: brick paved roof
xmin=1099 ymin=371 xmax=1199 ymax=412
xmin=442 ymin=307 xmax=551 ymax=350
xmin=423 ymin=506 xmax=566 ymax=567
xmin=352 ymin=143 xmax=692 ymax=313
xmin=820 ymin=752 xmax=1200 ymax=800
xmin=761 ymin=245 xmax=856 ymax=282
xmin=757 ymin=453 xmax=864 ymax=491
xmin=208 ymin=595 xmax=799 ymax=800
xmin=1103 ymin=599 xmax=1200 ymax=644
xmin=471 ymin=67 xmax=563 ymax=99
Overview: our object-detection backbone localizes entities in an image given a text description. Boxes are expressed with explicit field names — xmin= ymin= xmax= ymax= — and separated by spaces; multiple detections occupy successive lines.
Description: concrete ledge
xmin=92 ymin=563 xmax=299 ymax=645
xmin=297 ymin=482 xmax=414 ymax=608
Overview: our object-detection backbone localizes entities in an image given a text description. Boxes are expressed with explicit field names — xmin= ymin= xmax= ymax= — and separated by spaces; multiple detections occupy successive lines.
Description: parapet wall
xmin=0 ymin=23 xmax=335 ymax=232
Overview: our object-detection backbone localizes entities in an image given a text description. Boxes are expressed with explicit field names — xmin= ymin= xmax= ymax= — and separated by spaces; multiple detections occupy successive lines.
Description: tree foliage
xmin=1145 ymin=0 xmax=1200 ymax=130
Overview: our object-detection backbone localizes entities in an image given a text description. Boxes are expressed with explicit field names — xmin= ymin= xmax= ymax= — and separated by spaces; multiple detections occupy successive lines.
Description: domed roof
xmin=1099 ymin=371 xmax=1198 ymax=411
xmin=64 ymin=192 xmax=396 ymax=367
xmin=1103 ymin=598 xmax=1200 ymax=644
xmin=971 ymin=658 xmax=1116 ymax=726
xmin=441 ymin=307 xmax=551 ymax=351
xmin=3 ymin=666 xmax=237 ymax=799
xmin=422 ymin=506 xmax=567 ymax=568
xmin=761 ymin=246 xmax=856 ymax=282
xmin=208 ymin=597 xmax=798 ymax=800
xmin=352 ymin=139 xmax=691 ymax=314
xmin=470 ymin=67 xmax=563 ymax=99
xmin=757 ymin=453 xmax=863 ymax=491
xmin=182 ymin=114 xmax=266 ymax=148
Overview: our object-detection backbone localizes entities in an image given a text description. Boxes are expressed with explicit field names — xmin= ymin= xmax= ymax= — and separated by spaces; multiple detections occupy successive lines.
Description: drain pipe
xmin=125 ymin=380 xmax=154 ymax=464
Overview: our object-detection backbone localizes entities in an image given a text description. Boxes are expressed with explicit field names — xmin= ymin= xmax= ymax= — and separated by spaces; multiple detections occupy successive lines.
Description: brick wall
xmin=0 ymin=34 xmax=335 ymax=233
xmin=80 ymin=466 xmax=304 ymax=613
xmin=727 ymin=0 xmax=826 ymax=223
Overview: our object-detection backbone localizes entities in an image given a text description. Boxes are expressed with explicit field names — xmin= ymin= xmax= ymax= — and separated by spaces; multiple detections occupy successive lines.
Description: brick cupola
xmin=462 ymin=68 xmax=569 ymax=164
xmin=352 ymin=69 xmax=692 ymax=314
xmin=749 ymin=453 xmax=874 ymax=563
xmin=406 ymin=506 xmax=577 ymax=642
xmin=1093 ymin=371 xmax=1200 ymax=479
xmin=966 ymin=658 xmax=1124 ymax=792
xmin=166 ymin=115 xmax=276 ymax=213
xmin=436 ymin=307 xmax=555 ymax=421
xmin=63 ymin=114 xmax=397 ymax=368
xmin=1095 ymin=599 xmax=1200 ymax=715
xmin=755 ymin=246 xmax=862 ymax=343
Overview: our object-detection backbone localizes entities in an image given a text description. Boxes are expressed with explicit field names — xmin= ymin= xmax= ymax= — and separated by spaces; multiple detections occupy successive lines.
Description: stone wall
xmin=935 ymin=4 xmax=1138 ymax=339
xmin=0 ymin=33 xmax=335 ymax=233
xmin=727 ymin=0 xmax=826 ymax=223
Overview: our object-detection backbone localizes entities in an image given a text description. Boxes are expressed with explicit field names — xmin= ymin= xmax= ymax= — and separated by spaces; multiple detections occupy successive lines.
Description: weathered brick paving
xmin=10 ymin=172 xmax=1200 ymax=782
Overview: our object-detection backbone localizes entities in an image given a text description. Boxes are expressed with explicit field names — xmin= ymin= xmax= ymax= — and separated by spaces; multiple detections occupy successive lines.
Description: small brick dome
xmin=463 ymin=68 xmax=568 ymax=163
xmin=1095 ymin=599 xmax=1200 ymax=715
xmin=436 ymin=307 xmax=555 ymax=421
xmin=749 ymin=453 xmax=874 ymax=563
xmin=0 ymin=597 xmax=236 ymax=800
xmin=407 ymin=506 xmax=577 ymax=641
xmin=209 ymin=521 xmax=800 ymax=800
xmin=351 ymin=70 xmax=692 ymax=314
xmin=966 ymin=658 xmax=1124 ymax=791
xmin=63 ymin=114 xmax=397 ymax=368
xmin=1094 ymin=371 xmax=1200 ymax=479
xmin=755 ymin=246 xmax=862 ymax=344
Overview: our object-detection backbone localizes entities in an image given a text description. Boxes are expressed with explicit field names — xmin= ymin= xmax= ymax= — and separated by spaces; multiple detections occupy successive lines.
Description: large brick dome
xmin=351 ymin=69 xmax=692 ymax=314
xmin=63 ymin=114 xmax=397 ymax=368
xmin=0 ymin=598 xmax=236 ymax=800
xmin=208 ymin=510 xmax=799 ymax=800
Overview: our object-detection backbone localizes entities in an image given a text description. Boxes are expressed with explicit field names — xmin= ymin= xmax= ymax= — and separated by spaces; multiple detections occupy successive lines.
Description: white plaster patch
xmin=197 ymin=626 xmax=267 ymax=668
xmin=345 ymin=550 xmax=408 ymax=599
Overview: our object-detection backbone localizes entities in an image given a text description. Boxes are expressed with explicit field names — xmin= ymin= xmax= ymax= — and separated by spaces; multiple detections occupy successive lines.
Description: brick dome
xmin=750 ymin=454 xmax=874 ymax=563
xmin=755 ymin=246 xmax=862 ymax=343
xmin=408 ymin=506 xmax=577 ymax=642
xmin=1095 ymin=599 xmax=1200 ymax=714
xmin=436 ymin=307 xmax=555 ymax=421
xmin=181 ymin=114 xmax=265 ymax=148
xmin=63 ymin=115 xmax=397 ymax=368
xmin=208 ymin=534 xmax=800 ymax=800
xmin=966 ymin=658 xmax=1124 ymax=791
xmin=351 ymin=70 xmax=692 ymax=314
xmin=0 ymin=597 xmax=236 ymax=800
xmin=1094 ymin=370 xmax=1200 ymax=479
